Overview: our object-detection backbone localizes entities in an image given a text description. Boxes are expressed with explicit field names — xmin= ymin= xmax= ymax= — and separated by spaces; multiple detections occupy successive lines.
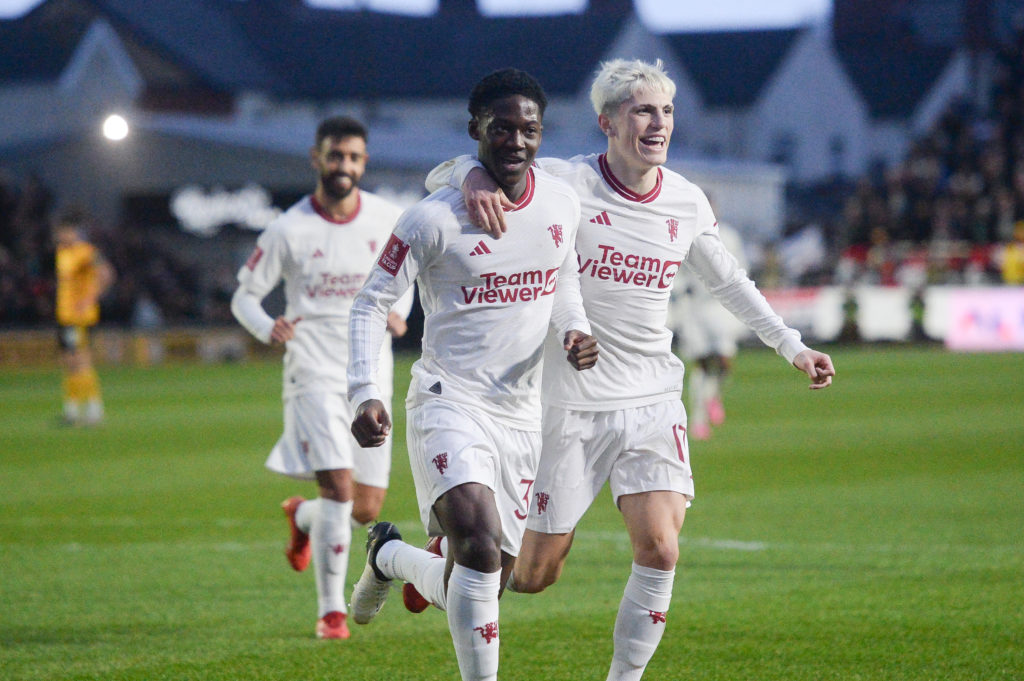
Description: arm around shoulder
xmin=424 ymin=155 xmax=480 ymax=193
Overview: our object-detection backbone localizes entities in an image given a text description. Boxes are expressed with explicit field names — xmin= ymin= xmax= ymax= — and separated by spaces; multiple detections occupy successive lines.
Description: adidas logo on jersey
xmin=470 ymin=240 xmax=492 ymax=256
xmin=313 ymin=248 xmax=325 ymax=258
xmin=589 ymin=211 xmax=611 ymax=226
xmin=428 ymin=381 xmax=442 ymax=395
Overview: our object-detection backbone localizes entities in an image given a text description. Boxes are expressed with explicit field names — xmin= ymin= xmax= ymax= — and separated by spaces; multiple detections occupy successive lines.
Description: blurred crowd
xmin=0 ymin=171 xmax=55 ymax=325
xmin=0 ymin=170 xmax=217 ymax=330
xmin=834 ymin=28 xmax=1024 ymax=288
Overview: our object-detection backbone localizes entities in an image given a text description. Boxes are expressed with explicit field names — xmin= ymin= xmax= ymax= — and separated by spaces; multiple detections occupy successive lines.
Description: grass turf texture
xmin=1 ymin=345 xmax=1022 ymax=680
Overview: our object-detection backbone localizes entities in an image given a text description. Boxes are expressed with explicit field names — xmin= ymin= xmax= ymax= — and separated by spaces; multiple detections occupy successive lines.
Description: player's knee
xmin=351 ymin=484 xmax=386 ymax=524
xmin=449 ymin=531 xmax=502 ymax=572
xmin=513 ymin=572 xmax=555 ymax=594
xmin=351 ymin=504 xmax=378 ymax=526
xmin=634 ymin=537 xmax=679 ymax=571
xmin=512 ymin=560 xmax=561 ymax=593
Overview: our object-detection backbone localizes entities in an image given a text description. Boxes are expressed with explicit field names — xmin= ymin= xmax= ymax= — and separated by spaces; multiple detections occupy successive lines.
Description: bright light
xmin=102 ymin=114 xmax=129 ymax=141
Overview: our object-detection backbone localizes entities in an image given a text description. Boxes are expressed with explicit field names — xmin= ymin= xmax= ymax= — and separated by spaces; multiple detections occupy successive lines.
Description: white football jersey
xmin=349 ymin=167 xmax=589 ymax=430
xmin=536 ymin=154 xmax=805 ymax=410
xmin=235 ymin=192 xmax=408 ymax=398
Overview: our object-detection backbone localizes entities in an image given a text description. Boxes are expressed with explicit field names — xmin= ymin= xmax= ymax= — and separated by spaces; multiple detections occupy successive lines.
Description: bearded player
xmin=231 ymin=116 xmax=412 ymax=640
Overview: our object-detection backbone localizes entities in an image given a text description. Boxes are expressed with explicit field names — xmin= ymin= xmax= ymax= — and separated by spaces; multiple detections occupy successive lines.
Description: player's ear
xmin=309 ymin=145 xmax=319 ymax=170
xmin=598 ymin=113 xmax=614 ymax=138
xmin=468 ymin=118 xmax=480 ymax=141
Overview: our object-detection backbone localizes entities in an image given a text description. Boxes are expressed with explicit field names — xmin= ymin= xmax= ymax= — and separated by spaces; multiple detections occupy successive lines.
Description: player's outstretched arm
xmin=464 ymin=167 xmax=514 ymax=238
xmin=792 ymin=349 xmax=835 ymax=390
xmin=351 ymin=399 xmax=392 ymax=448
xmin=563 ymin=330 xmax=599 ymax=371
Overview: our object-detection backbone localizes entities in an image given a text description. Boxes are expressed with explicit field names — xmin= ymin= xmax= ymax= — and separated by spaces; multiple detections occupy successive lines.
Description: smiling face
xmin=469 ymin=94 xmax=543 ymax=201
xmin=600 ymin=88 xmax=674 ymax=176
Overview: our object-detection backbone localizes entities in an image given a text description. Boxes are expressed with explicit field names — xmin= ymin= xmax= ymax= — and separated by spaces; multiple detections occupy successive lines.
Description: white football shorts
xmin=406 ymin=399 xmax=541 ymax=557
xmin=265 ymin=391 xmax=391 ymax=488
xmin=526 ymin=398 xmax=694 ymax=534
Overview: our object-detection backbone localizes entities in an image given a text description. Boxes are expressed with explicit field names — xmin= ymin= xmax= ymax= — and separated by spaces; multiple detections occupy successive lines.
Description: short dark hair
xmin=468 ymin=68 xmax=547 ymax=118
xmin=315 ymin=116 xmax=368 ymax=147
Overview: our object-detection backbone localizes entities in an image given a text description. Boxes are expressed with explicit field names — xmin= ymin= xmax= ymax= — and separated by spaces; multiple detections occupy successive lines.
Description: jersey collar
xmin=505 ymin=167 xmax=536 ymax=212
xmin=310 ymin=192 xmax=361 ymax=224
xmin=598 ymin=154 xmax=662 ymax=204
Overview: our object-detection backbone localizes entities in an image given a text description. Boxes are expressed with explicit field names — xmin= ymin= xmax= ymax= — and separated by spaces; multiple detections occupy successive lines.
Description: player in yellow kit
xmin=54 ymin=210 xmax=115 ymax=426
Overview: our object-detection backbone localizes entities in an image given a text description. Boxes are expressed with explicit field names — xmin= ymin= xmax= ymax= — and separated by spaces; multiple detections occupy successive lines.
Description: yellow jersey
xmin=56 ymin=241 xmax=103 ymax=327
xmin=1003 ymin=243 xmax=1024 ymax=285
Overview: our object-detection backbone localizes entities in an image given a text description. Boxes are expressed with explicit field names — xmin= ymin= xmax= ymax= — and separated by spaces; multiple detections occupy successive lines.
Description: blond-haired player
xmin=55 ymin=210 xmax=115 ymax=426
xmin=424 ymin=59 xmax=835 ymax=681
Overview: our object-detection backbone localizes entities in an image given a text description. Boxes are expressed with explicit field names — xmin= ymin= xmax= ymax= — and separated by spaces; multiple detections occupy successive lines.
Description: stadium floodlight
xmin=102 ymin=114 xmax=129 ymax=141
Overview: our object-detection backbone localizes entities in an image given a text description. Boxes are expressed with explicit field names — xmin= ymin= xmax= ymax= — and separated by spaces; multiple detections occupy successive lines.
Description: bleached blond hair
xmin=589 ymin=58 xmax=676 ymax=116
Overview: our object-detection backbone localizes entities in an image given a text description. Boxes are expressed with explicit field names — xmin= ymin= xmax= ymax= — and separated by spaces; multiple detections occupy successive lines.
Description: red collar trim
xmin=598 ymin=154 xmax=662 ymax=204
xmin=506 ymin=167 xmax=535 ymax=211
xmin=311 ymin=193 xmax=360 ymax=224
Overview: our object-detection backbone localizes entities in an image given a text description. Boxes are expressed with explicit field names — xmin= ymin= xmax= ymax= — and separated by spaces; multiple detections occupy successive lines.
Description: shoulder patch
xmin=377 ymin=233 xmax=410 ymax=276
xmin=245 ymin=246 xmax=264 ymax=270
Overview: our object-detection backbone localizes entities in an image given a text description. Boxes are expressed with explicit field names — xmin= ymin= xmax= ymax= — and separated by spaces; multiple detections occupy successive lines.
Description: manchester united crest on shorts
xmin=432 ymin=452 xmax=448 ymax=474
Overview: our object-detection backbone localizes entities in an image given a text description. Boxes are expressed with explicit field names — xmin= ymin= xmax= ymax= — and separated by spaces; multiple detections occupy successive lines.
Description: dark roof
xmin=662 ymin=28 xmax=803 ymax=108
xmin=0 ymin=2 xmax=89 ymax=82
xmin=91 ymin=0 xmax=281 ymax=91
xmin=224 ymin=1 xmax=630 ymax=100
xmin=0 ymin=0 xmax=631 ymax=100
xmin=834 ymin=36 xmax=954 ymax=119
xmin=0 ymin=0 xmax=274 ymax=92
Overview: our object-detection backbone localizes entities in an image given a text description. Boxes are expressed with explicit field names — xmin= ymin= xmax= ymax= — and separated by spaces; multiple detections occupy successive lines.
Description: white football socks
xmin=377 ymin=539 xmax=449 ymax=611
xmin=310 ymin=498 xmax=352 ymax=617
xmin=294 ymin=497 xmax=316 ymax=533
xmin=83 ymin=398 xmax=104 ymax=424
xmin=606 ymin=563 xmax=675 ymax=681
xmin=447 ymin=564 xmax=501 ymax=681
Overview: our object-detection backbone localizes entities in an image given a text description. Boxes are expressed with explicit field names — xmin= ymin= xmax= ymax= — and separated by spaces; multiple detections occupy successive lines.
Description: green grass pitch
xmin=1 ymin=344 xmax=1022 ymax=680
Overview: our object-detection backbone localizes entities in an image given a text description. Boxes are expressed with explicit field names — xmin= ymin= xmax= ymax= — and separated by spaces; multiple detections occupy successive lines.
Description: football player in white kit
xmin=231 ymin=117 xmax=412 ymax=641
xmin=422 ymin=59 xmax=836 ymax=681
xmin=346 ymin=69 xmax=598 ymax=681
